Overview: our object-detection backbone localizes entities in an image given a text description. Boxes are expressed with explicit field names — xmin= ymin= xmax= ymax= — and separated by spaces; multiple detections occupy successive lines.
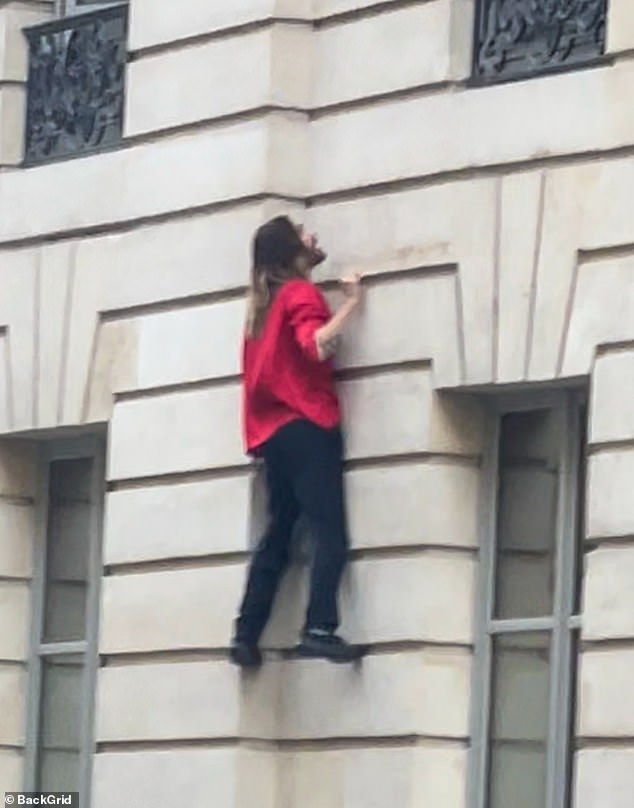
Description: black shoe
xmin=297 ymin=629 xmax=368 ymax=663
xmin=229 ymin=639 xmax=262 ymax=668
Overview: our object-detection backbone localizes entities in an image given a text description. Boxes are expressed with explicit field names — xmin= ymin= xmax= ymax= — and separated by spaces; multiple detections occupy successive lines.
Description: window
xmin=25 ymin=439 xmax=105 ymax=804
xmin=472 ymin=0 xmax=608 ymax=84
xmin=23 ymin=2 xmax=128 ymax=165
xmin=470 ymin=392 xmax=586 ymax=808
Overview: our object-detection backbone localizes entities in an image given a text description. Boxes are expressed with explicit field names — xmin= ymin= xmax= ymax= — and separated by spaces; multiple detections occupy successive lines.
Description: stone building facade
xmin=0 ymin=1 xmax=632 ymax=807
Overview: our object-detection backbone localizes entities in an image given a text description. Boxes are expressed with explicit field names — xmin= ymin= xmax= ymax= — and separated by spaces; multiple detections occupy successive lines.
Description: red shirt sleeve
xmin=283 ymin=280 xmax=331 ymax=362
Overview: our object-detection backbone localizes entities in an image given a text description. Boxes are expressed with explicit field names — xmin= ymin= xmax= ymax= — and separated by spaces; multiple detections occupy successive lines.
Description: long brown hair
xmin=246 ymin=215 xmax=310 ymax=338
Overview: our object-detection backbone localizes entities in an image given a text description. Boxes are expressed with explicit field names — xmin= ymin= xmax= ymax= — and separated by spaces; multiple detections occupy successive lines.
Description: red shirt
xmin=242 ymin=278 xmax=341 ymax=454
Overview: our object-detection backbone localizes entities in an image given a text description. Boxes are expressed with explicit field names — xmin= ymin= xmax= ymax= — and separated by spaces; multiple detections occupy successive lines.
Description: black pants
xmin=236 ymin=419 xmax=349 ymax=643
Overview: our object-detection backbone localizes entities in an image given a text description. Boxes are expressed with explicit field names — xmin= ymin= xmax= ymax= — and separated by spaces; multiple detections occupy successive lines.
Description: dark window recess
xmin=23 ymin=3 xmax=128 ymax=165
xmin=473 ymin=0 xmax=608 ymax=83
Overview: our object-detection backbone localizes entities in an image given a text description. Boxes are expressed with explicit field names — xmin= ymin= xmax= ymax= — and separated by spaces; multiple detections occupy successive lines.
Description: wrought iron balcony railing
xmin=473 ymin=0 xmax=608 ymax=84
xmin=24 ymin=4 xmax=128 ymax=165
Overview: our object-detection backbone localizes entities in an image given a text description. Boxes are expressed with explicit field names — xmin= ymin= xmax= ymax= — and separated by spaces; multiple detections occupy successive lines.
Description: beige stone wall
xmin=0 ymin=442 xmax=37 ymax=793
xmin=0 ymin=0 xmax=632 ymax=805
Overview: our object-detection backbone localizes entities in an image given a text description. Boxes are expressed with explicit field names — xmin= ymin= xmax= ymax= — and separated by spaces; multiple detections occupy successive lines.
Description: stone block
xmin=129 ymin=0 xmax=311 ymax=51
xmin=96 ymin=661 xmax=242 ymax=742
xmin=340 ymin=369 xmax=483 ymax=460
xmin=0 ymin=749 xmax=23 ymax=793
xmin=578 ymin=649 xmax=634 ymax=737
xmin=339 ymin=553 xmax=475 ymax=645
xmin=99 ymin=564 xmax=245 ymax=654
xmin=0 ymin=84 xmax=25 ymax=165
xmin=0 ymin=501 xmax=33 ymax=578
xmin=496 ymin=171 xmax=544 ymax=382
xmin=606 ymin=0 xmax=634 ymax=54
xmin=104 ymin=474 xmax=252 ymax=565
xmin=0 ymin=664 xmax=26 ymax=745
xmin=0 ymin=581 xmax=29 ymax=661
xmin=92 ymin=748 xmax=276 ymax=808
xmin=590 ymin=350 xmax=634 ymax=443
xmin=313 ymin=3 xmax=456 ymax=108
xmin=574 ymin=749 xmax=634 ymax=808
xmin=279 ymin=744 xmax=466 ymax=808
xmin=37 ymin=242 xmax=76 ymax=428
xmin=108 ymin=385 xmax=246 ymax=481
xmin=0 ymin=250 xmax=39 ymax=432
xmin=134 ymin=299 xmax=244 ymax=390
xmin=0 ymin=4 xmax=51 ymax=81
xmin=582 ymin=546 xmax=634 ymax=640
xmin=279 ymin=650 xmax=471 ymax=738
xmin=562 ymin=256 xmax=634 ymax=377
xmin=125 ymin=27 xmax=309 ymax=136
xmin=0 ymin=442 xmax=36 ymax=498
xmin=345 ymin=461 xmax=479 ymax=549
xmin=586 ymin=451 xmax=634 ymax=539
xmin=101 ymin=551 xmax=473 ymax=653
xmin=330 ymin=272 xmax=461 ymax=384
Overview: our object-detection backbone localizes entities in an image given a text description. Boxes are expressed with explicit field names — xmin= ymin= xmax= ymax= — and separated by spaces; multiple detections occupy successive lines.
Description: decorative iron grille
xmin=473 ymin=0 xmax=608 ymax=83
xmin=24 ymin=4 xmax=128 ymax=164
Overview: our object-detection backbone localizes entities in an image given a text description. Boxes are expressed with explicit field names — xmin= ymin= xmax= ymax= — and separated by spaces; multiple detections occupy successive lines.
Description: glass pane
xmin=488 ymin=632 xmax=551 ymax=808
xmin=43 ymin=458 xmax=93 ymax=643
xmin=494 ymin=409 xmax=560 ymax=619
xmin=37 ymin=654 xmax=85 ymax=793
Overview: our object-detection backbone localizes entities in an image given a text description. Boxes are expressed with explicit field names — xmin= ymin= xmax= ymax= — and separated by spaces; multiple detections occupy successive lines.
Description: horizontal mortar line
xmin=129 ymin=16 xmax=310 ymax=61
xmin=577 ymin=737 xmax=634 ymax=750
xmin=350 ymin=543 xmax=478 ymax=560
xmin=4 ymin=141 xmax=634 ymax=249
xmin=105 ymin=551 xmax=250 ymax=575
xmin=104 ymin=542 xmax=477 ymax=576
xmin=123 ymin=104 xmax=308 ymax=149
xmin=578 ymin=241 xmax=634 ymax=263
xmin=336 ymin=358 xmax=432 ymax=381
xmin=0 ymin=658 xmax=27 ymax=668
xmin=315 ymin=0 xmax=438 ymax=27
xmin=581 ymin=636 xmax=634 ymax=651
xmin=585 ymin=534 xmax=634 ymax=548
xmin=0 ymin=575 xmax=30 ymax=584
xmin=113 ymin=374 xmax=241 ymax=402
xmin=0 ymin=742 xmax=24 ymax=752
xmin=101 ymin=640 xmax=470 ymax=667
xmin=321 ymin=262 xmax=457 ymax=289
xmin=587 ymin=438 xmax=634 ymax=454
xmin=0 ymin=192 xmax=304 ymax=251
xmin=101 ymin=286 xmax=246 ymax=322
xmin=0 ymin=493 xmax=33 ymax=506
xmin=96 ymin=733 xmax=466 ymax=754
xmin=107 ymin=464 xmax=253 ymax=492
xmin=310 ymin=80 xmax=461 ymax=120
xmin=595 ymin=338 xmax=634 ymax=355
xmin=0 ymin=79 xmax=25 ymax=90
xmin=344 ymin=451 xmax=481 ymax=471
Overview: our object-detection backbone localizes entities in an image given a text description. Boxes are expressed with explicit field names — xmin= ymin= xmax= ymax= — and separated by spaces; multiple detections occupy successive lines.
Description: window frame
xmin=468 ymin=389 xmax=586 ymax=808
xmin=24 ymin=436 xmax=105 ymax=804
